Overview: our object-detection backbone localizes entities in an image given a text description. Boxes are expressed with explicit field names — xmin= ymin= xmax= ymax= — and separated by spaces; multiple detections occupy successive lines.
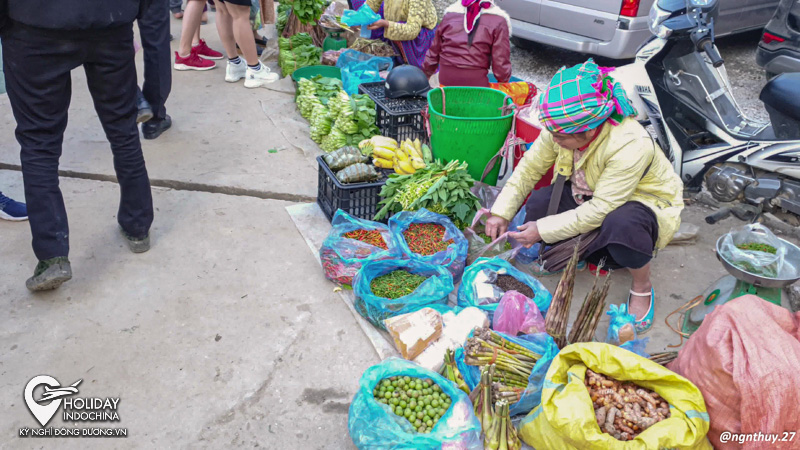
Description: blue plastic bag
xmin=348 ymin=358 xmax=482 ymax=449
xmin=457 ymin=257 xmax=552 ymax=323
xmin=354 ymin=259 xmax=454 ymax=329
xmin=606 ymin=303 xmax=638 ymax=345
xmin=320 ymin=210 xmax=399 ymax=285
xmin=342 ymin=4 xmax=382 ymax=27
xmin=389 ymin=208 xmax=469 ymax=283
xmin=336 ymin=49 xmax=393 ymax=95
xmin=454 ymin=331 xmax=559 ymax=416
xmin=620 ymin=338 xmax=650 ymax=358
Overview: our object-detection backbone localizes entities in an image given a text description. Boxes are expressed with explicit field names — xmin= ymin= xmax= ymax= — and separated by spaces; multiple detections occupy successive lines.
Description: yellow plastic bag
xmin=519 ymin=342 xmax=712 ymax=450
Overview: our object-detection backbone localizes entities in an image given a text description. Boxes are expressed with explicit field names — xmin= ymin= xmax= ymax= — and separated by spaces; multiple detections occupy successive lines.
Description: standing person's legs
xmin=2 ymin=26 xmax=79 ymax=289
xmin=175 ymin=0 xmax=217 ymax=70
xmin=214 ymin=1 xmax=238 ymax=58
xmin=83 ymin=31 xmax=154 ymax=251
xmin=224 ymin=2 xmax=258 ymax=65
xmin=171 ymin=0 xmax=184 ymax=17
xmin=139 ymin=0 xmax=174 ymax=139
xmin=178 ymin=0 xmax=206 ymax=56
xmin=139 ymin=0 xmax=172 ymax=121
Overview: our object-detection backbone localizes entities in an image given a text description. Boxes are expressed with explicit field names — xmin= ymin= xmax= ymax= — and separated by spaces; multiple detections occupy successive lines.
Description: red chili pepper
xmin=403 ymin=223 xmax=454 ymax=256
xmin=343 ymin=229 xmax=389 ymax=250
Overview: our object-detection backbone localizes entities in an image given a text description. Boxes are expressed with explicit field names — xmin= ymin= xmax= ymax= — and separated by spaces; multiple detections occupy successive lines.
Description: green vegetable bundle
xmin=283 ymin=0 xmax=326 ymax=25
xmin=375 ymin=160 xmax=481 ymax=227
xmin=279 ymin=33 xmax=321 ymax=77
xmin=277 ymin=4 xmax=292 ymax=35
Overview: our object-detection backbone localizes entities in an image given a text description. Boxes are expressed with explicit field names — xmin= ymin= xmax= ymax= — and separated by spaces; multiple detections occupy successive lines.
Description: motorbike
xmin=614 ymin=0 xmax=800 ymax=216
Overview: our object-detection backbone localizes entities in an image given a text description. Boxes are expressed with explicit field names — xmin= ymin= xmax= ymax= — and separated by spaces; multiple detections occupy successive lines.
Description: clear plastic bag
xmin=493 ymin=290 xmax=546 ymax=336
xmin=348 ymin=358 xmax=482 ymax=450
xmin=464 ymin=208 xmax=522 ymax=266
xmin=719 ymin=223 xmax=787 ymax=279
xmin=457 ymin=257 xmax=552 ymax=323
xmin=320 ymin=210 xmax=399 ymax=285
xmin=605 ymin=304 xmax=637 ymax=346
xmin=389 ymin=208 xmax=469 ymax=283
xmin=336 ymin=49 xmax=393 ymax=95
xmin=353 ymin=259 xmax=454 ymax=330
xmin=454 ymin=331 xmax=560 ymax=416
xmin=619 ymin=337 xmax=650 ymax=358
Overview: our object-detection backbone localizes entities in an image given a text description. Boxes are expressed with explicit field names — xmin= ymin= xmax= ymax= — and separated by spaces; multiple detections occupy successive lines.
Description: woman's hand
xmin=509 ymin=222 xmax=541 ymax=248
xmin=368 ymin=19 xmax=390 ymax=30
xmin=485 ymin=216 xmax=509 ymax=241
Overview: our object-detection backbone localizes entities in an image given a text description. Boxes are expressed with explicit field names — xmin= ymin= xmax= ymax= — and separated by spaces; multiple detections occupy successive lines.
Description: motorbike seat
xmin=760 ymin=73 xmax=800 ymax=121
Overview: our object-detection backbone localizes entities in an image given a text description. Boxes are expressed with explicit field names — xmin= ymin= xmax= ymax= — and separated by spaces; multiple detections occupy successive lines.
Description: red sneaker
xmin=174 ymin=49 xmax=216 ymax=71
xmin=193 ymin=39 xmax=224 ymax=60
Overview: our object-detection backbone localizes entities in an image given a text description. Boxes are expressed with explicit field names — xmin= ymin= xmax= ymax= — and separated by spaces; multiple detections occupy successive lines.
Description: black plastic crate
xmin=359 ymin=82 xmax=429 ymax=144
xmin=316 ymin=155 xmax=391 ymax=223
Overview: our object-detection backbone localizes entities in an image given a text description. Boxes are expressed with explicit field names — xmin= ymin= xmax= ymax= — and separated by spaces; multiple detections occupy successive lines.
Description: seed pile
xmin=343 ymin=229 xmax=388 ymax=249
xmin=495 ymin=275 xmax=534 ymax=299
xmin=736 ymin=243 xmax=777 ymax=254
xmin=586 ymin=369 xmax=671 ymax=441
xmin=403 ymin=223 xmax=455 ymax=256
xmin=370 ymin=270 xmax=428 ymax=299
xmin=373 ymin=376 xmax=452 ymax=434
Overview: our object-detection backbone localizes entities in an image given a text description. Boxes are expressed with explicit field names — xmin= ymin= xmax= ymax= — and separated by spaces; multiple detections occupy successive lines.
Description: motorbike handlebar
xmin=702 ymin=41 xmax=724 ymax=68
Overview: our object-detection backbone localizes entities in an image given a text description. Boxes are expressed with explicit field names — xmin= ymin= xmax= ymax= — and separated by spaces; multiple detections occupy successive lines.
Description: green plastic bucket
xmin=427 ymin=87 xmax=515 ymax=186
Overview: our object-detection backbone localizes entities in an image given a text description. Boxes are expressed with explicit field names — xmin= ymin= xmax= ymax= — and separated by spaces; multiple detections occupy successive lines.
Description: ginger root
xmin=584 ymin=369 xmax=671 ymax=441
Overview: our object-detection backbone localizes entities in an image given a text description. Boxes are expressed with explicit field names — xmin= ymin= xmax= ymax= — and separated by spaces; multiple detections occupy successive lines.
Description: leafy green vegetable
xmin=277 ymin=4 xmax=292 ymax=35
xmin=375 ymin=160 xmax=481 ymax=225
xmin=284 ymin=0 xmax=327 ymax=25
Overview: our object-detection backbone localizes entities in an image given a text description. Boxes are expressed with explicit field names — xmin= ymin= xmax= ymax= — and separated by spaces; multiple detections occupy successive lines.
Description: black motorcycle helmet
xmin=385 ymin=65 xmax=431 ymax=99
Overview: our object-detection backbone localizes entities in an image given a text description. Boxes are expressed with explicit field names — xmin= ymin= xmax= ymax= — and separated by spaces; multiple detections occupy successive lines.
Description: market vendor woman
xmin=351 ymin=0 xmax=438 ymax=68
xmin=486 ymin=60 xmax=685 ymax=334
xmin=422 ymin=0 xmax=511 ymax=87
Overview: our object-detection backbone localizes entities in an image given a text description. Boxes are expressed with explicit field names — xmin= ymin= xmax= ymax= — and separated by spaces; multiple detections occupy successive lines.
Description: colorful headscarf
xmin=538 ymin=59 xmax=637 ymax=134
xmin=462 ymin=0 xmax=493 ymax=34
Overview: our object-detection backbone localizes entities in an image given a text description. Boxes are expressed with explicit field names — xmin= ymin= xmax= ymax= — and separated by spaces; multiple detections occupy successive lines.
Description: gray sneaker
xmin=26 ymin=257 xmax=72 ymax=291
xmin=121 ymin=228 xmax=150 ymax=253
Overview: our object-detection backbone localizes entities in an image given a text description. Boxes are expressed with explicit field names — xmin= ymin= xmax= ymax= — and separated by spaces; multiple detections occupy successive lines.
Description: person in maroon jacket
xmin=421 ymin=0 xmax=512 ymax=87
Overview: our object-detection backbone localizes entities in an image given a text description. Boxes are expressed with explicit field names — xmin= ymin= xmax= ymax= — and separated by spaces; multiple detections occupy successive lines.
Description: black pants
xmin=2 ymin=23 xmax=154 ymax=260
xmin=525 ymin=182 xmax=658 ymax=270
xmin=138 ymin=0 xmax=172 ymax=121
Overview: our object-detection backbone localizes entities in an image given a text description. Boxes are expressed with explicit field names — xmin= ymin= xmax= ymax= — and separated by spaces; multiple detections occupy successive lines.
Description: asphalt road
xmin=510 ymin=30 xmax=770 ymax=122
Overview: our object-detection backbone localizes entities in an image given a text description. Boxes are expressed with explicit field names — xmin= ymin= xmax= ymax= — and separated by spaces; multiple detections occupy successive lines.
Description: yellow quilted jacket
xmin=491 ymin=118 xmax=684 ymax=250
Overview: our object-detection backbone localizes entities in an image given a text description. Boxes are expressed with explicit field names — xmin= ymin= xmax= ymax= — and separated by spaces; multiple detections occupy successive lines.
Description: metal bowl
xmin=715 ymin=234 xmax=800 ymax=288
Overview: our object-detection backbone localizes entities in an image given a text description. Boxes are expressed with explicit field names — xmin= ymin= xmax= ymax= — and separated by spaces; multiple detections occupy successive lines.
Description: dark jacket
xmin=6 ymin=0 xmax=146 ymax=31
xmin=422 ymin=3 xmax=512 ymax=86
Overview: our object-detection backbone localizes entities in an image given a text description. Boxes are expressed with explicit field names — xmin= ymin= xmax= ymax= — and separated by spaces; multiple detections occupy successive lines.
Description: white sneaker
xmin=243 ymin=64 xmax=279 ymax=88
xmin=225 ymin=59 xmax=247 ymax=83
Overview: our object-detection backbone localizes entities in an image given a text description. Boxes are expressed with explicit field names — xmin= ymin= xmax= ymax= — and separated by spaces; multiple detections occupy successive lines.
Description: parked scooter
xmin=614 ymin=0 xmax=800 ymax=216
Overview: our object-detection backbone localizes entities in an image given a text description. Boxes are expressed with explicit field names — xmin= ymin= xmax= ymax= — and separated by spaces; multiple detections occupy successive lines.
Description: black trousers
xmin=2 ymin=23 xmax=154 ymax=260
xmin=138 ymin=0 xmax=172 ymax=121
xmin=525 ymin=182 xmax=658 ymax=270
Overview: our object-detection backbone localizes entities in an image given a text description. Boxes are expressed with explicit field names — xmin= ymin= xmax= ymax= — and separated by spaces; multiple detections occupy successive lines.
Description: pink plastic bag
xmin=493 ymin=291 xmax=546 ymax=336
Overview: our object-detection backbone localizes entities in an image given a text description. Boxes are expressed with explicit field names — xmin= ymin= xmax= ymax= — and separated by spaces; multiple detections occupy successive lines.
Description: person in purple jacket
xmin=421 ymin=0 xmax=512 ymax=87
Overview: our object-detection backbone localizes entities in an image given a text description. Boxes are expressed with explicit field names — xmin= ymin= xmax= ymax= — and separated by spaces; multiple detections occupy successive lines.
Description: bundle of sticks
xmin=544 ymin=244 xmax=580 ymax=348
xmin=648 ymin=352 xmax=679 ymax=366
xmin=568 ymin=263 xmax=611 ymax=344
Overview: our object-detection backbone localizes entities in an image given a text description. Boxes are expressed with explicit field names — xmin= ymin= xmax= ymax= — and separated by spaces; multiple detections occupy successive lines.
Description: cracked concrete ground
xmin=0 ymin=7 xmax=790 ymax=449
xmin=0 ymin=14 xmax=374 ymax=450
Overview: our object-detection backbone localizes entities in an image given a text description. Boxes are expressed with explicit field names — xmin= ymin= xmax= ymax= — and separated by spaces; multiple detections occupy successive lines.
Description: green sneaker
xmin=26 ymin=257 xmax=72 ymax=291
xmin=120 ymin=228 xmax=150 ymax=253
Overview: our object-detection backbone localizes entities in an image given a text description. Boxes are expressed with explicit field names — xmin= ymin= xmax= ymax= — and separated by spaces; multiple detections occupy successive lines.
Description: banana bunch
xmin=363 ymin=137 xmax=432 ymax=175
xmin=360 ymin=136 xmax=398 ymax=169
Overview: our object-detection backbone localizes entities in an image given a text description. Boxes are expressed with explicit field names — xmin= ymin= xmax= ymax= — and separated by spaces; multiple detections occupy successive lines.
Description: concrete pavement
xmin=0 ymin=15 xmax=375 ymax=449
